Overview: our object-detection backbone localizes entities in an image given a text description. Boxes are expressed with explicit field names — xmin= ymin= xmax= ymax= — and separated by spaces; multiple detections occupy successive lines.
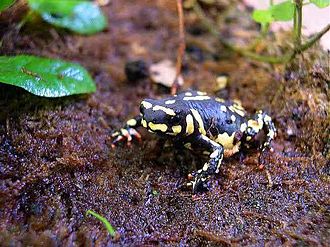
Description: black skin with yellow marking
xmin=112 ymin=90 xmax=276 ymax=193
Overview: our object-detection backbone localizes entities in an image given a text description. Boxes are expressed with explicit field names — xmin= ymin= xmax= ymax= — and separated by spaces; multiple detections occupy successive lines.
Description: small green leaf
xmin=270 ymin=1 xmax=294 ymax=21
xmin=86 ymin=210 xmax=117 ymax=237
xmin=310 ymin=0 xmax=330 ymax=8
xmin=27 ymin=0 xmax=107 ymax=34
xmin=0 ymin=0 xmax=15 ymax=12
xmin=252 ymin=9 xmax=273 ymax=24
xmin=0 ymin=55 xmax=96 ymax=97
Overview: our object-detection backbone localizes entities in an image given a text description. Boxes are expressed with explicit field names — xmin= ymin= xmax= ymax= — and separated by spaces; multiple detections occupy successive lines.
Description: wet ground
xmin=0 ymin=0 xmax=329 ymax=246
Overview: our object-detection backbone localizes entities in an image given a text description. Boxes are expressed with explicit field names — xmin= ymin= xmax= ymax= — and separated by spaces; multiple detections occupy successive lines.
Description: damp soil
xmin=0 ymin=1 xmax=329 ymax=246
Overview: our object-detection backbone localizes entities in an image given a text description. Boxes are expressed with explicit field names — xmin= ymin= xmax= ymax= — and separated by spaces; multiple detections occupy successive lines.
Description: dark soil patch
xmin=0 ymin=1 xmax=329 ymax=246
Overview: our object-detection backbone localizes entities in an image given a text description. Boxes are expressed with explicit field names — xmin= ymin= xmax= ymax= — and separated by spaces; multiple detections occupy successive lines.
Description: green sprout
xmin=252 ymin=0 xmax=329 ymax=48
xmin=194 ymin=0 xmax=330 ymax=64
xmin=86 ymin=210 xmax=118 ymax=238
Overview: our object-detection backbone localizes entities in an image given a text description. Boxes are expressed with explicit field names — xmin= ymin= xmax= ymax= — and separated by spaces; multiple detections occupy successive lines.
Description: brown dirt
xmin=0 ymin=0 xmax=329 ymax=246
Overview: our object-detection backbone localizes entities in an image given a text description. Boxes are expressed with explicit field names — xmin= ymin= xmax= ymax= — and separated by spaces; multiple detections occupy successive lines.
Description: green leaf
xmin=252 ymin=1 xmax=295 ymax=24
xmin=27 ymin=0 xmax=107 ymax=34
xmin=86 ymin=210 xmax=117 ymax=237
xmin=0 ymin=55 xmax=96 ymax=97
xmin=310 ymin=0 xmax=330 ymax=8
xmin=270 ymin=1 xmax=294 ymax=21
xmin=252 ymin=9 xmax=273 ymax=24
xmin=0 ymin=0 xmax=15 ymax=12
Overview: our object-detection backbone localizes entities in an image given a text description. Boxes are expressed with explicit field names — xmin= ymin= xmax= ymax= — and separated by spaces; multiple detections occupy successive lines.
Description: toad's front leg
xmin=187 ymin=135 xmax=224 ymax=193
xmin=244 ymin=110 xmax=276 ymax=151
xmin=111 ymin=116 xmax=143 ymax=147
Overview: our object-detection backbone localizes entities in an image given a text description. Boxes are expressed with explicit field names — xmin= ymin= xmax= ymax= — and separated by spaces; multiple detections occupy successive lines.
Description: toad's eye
xmin=170 ymin=114 xmax=181 ymax=124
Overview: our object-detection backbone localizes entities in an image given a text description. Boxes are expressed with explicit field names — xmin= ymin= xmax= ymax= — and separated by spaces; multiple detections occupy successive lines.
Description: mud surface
xmin=0 ymin=1 xmax=329 ymax=246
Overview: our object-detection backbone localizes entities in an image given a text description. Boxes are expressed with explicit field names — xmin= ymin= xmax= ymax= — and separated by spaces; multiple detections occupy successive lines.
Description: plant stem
xmin=293 ymin=3 xmax=297 ymax=36
xmin=294 ymin=0 xmax=303 ymax=48
xmin=86 ymin=210 xmax=118 ymax=238
xmin=172 ymin=0 xmax=185 ymax=95
xmin=232 ymin=48 xmax=294 ymax=63
xmin=298 ymin=24 xmax=330 ymax=52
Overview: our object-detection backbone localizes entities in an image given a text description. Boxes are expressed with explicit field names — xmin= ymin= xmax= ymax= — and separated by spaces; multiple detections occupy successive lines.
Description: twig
xmin=145 ymin=236 xmax=180 ymax=243
xmin=283 ymin=230 xmax=320 ymax=245
xmin=194 ymin=229 xmax=232 ymax=246
xmin=265 ymin=169 xmax=273 ymax=188
xmin=243 ymin=210 xmax=287 ymax=227
xmin=172 ymin=0 xmax=185 ymax=95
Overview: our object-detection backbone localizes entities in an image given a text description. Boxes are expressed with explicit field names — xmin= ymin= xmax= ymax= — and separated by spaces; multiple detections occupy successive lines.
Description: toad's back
xmin=172 ymin=91 xmax=247 ymax=148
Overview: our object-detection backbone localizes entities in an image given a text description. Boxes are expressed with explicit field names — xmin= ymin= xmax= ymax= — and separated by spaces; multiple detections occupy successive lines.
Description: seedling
xmin=86 ymin=210 xmax=120 ymax=239
xmin=193 ymin=0 xmax=330 ymax=63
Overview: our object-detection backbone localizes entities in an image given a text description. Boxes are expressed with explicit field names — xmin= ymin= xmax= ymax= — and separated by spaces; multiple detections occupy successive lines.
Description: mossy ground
xmin=0 ymin=1 xmax=329 ymax=246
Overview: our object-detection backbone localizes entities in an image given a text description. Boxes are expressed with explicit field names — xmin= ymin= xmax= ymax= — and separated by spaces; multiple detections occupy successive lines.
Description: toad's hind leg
xmin=259 ymin=111 xmax=276 ymax=151
xmin=187 ymin=135 xmax=224 ymax=193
